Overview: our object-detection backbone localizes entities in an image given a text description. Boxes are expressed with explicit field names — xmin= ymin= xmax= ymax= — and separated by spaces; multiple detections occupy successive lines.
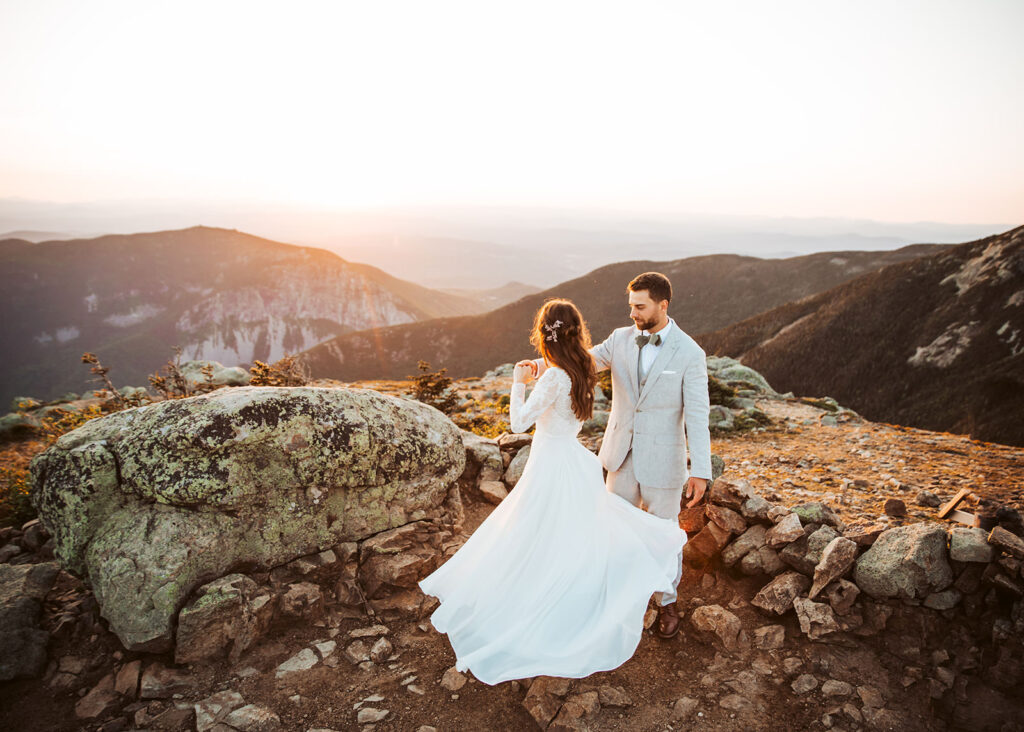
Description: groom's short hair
xmin=628 ymin=272 xmax=672 ymax=303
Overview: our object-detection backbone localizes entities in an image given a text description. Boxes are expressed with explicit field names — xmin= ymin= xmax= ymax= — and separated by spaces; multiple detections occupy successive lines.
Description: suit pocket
xmin=655 ymin=432 xmax=685 ymax=446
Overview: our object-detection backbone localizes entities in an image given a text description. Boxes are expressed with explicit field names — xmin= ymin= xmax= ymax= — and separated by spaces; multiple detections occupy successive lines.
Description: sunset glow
xmin=1 ymin=0 xmax=1021 ymax=224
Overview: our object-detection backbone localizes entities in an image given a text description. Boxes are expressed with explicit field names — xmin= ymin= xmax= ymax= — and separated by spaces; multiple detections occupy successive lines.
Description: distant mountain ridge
xmin=0 ymin=226 xmax=484 ymax=404
xmin=301 ymin=242 xmax=951 ymax=382
xmin=698 ymin=225 xmax=1024 ymax=446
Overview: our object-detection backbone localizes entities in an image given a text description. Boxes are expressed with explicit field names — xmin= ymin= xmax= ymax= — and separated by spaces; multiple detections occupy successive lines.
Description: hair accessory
xmin=544 ymin=319 xmax=563 ymax=342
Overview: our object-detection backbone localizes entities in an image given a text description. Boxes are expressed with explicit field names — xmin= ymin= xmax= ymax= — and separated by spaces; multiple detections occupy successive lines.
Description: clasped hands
xmin=512 ymin=358 xmax=708 ymax=508
xmin=513 ymin=360 xmax=539 ymax=384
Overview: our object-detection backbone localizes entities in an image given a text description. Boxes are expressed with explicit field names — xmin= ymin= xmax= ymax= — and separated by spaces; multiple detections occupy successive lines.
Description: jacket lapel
xmin=637 ymin=322 xmax=681 ymax=406
xmin=627 ymin=330 xmax=641 ymax=400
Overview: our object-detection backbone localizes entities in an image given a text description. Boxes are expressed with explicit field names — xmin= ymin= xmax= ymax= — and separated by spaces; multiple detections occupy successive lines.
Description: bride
xmin=418 ymin=298 xmax=686 ymax=685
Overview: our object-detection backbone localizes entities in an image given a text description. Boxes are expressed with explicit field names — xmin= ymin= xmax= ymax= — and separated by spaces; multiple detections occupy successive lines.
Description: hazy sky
xmin=1 ymin=0 xmax=1021 ymax=224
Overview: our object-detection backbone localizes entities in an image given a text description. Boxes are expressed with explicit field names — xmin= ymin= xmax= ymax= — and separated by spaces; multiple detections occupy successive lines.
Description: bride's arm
xmin=509 ymin=367 xmax=562 ymax=433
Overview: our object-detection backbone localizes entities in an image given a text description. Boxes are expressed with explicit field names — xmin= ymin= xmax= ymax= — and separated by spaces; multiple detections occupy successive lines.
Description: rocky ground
xmin=1 ymin=374 xmax=1023 ymax=732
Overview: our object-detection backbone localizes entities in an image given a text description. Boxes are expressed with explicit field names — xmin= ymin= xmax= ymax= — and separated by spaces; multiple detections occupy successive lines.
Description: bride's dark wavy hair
xmin=529 ymin=298 xmax=597 ymax=421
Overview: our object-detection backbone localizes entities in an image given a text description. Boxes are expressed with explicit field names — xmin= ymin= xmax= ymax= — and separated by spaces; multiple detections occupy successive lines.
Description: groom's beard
xmin=633 ymin=316 xmax=659 ymax=332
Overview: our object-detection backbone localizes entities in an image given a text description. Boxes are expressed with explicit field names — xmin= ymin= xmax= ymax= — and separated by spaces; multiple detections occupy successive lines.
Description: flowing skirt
xmin=418 ymin=431 xmax=687 ymax=685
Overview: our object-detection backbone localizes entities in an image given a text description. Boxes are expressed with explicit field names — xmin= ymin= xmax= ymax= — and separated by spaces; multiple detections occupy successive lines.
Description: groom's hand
xmin=685 ymin=477 xmax=708 ymax=508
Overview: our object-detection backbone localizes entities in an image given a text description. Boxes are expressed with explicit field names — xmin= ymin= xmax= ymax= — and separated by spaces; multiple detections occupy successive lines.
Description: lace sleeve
xmin=509 ymin=367 xmax=565 ymax=433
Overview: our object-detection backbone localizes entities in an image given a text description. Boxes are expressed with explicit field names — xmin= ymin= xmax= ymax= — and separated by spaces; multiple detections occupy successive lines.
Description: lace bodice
xmin=509 ymin=367 xmax=582 ymax=437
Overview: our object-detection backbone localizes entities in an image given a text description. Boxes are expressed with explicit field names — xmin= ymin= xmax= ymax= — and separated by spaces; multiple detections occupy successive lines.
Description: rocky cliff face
xmin=698 ymin=224 xmax=1024 ymax=447
xmin=0 ymin=226 xmax=483 ymax=405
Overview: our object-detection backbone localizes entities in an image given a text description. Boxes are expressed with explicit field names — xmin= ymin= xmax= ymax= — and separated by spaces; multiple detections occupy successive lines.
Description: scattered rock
xmin=753 ymin=624 xmax=786 ymax=649
xmin=75 ymin=672 xmax=119 ymax=719
xmin=479 ymin=481 xmax=508 ymax=505
xmin=0 ymin=561 xmax=58 ymax=680
xmin=139 ymin=662 xmax=193 ymax=699
xmin=793 ymin=597 xmax=840 ymax=640
xmin=766 ymin=513 xmax=804 ymax=547
xmin=690 ymin=604 xmax=743 ymax=651
xmin=791 ymin=673 xmax=818 ymax=694
xmin=808 ymin=537 xmax=859 ymax=598
xmin=369 ymin=636 xmax=393 ymax=663
xmin=195 ymin=690 xmax=245 ymax=732
xmin=223 ymin=703 xmax=281 ymax=731
xmin=751 ymin=571 xmax=811 ymax=615
xmin=597 ymin=685 xmax=632 ymax=707
xmin=915 ymin=491 xmax=941 ymax=508
xmin=441 ymin=666 xmax=467 ymax=691
xmin=822 ymin=679 xmax=853 ymax=697
xmin=883 ymin=498 xmax=907 ymax=517
xmin=824 ymin=579 xmax=860 ymax=615
xmin=275 ymin=648 xmax=319 ymax=678
xmin=722 ymin=525 xmax=768 ymax=566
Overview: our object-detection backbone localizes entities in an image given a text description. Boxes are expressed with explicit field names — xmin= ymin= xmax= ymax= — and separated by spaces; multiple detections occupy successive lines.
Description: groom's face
xmin=628 ymin=289 xmax=668 ymax=331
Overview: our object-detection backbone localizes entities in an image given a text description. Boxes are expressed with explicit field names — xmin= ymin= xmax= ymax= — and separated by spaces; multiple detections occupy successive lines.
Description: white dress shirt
xmin=635 ymin=318 xmax=673 ymax=382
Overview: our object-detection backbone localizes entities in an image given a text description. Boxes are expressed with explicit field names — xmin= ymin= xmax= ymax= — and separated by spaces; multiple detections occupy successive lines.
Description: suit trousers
xmin=605 ymin=449 xmax=684 ymax=606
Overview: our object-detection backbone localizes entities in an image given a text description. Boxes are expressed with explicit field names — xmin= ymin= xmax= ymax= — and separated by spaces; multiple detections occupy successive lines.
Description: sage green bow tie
xmin=635 ymin=333 xmax=662 ymax=348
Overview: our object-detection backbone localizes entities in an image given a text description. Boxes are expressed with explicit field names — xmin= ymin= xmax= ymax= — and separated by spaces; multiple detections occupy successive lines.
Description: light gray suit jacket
xmin=590 ymin=318 xmax=712 ymax=489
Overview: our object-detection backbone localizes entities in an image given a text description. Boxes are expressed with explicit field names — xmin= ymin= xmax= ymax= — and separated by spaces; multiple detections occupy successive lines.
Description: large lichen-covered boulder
xmin=30 ymin=386 xmax=465 ymax=652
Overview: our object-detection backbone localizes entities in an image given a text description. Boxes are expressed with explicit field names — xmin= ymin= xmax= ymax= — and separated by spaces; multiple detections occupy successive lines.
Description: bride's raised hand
xmin=513 ymin=361 xmax=536 ymax=384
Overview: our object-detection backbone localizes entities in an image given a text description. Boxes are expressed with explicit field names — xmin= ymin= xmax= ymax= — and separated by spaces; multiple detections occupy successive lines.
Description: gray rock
xmin=30 ymin=386 xmax=465 ymax=651
xmin=793 ymin=597 xmax=840 ymax=640
xmin=751 ymin=571 xmax=811 ymax=615
xmin=792 ymin=502 xmax=845 ymax=531
xmin=357 ymin=707 xmax=390 ymax=724
xmin=948 ymin=526 xmax=995 ymax=563
xmin=441 ymin=666 xmax=467 ymax=691
xmin=0 ymin=561 xmax=58 ymax=680
xmin=276 ymin=648 xmax=319 ymax=677
xmin=741 ymin=495 xmax=771 ymax=522
xmin=753 ymin=624 xmax=785 ymax=649
xmin=809 ymin=537 xmax=859 ymax=598
xmin=923 ymin=589 xmax=962 ymax=610
xmin=824 ymin=579 xmax=860 ymax=615
xmin=504 ymin=445 xmax=531 ymax=487
xmin=175 ymin=574 xmax=275 ymax=664
xmin=74 ymin=671 xmax=119 ymax=719
xmin=822 ymin=679 xmax=853 ymax=697
xmin=709 ymin=405 xmax=734 ymax=431
xmin=740 ymin=546 xmax=784 ymax=576
xmin=766 ymin=512 xmax=804 ymax=547
xmin=195 ymin=690 xmax=246 ymax=732
xmin=722 ymin=524 xmax=768 ymax=566
xmin=479 ymin=480 xmax=508 ymax=505
xmin=712 ymin=361 xmax=778 ymax=395
xmin=690 ymin=604 xmax=743 ymax=651
xmin=672 ymin=696 xmax=699 ymax=720
xmin=853 ymin=522 xmax=954 ymax=600
xmin=223 ymin=703 xmax=281 ymax=731
xmin=791 ymin=673 xmax=818 ymax=694
xmin=805 ymin=525 xmax=840 ymax=566
xmin=915 ymin=490 xmax=941 ymax=508
xmin=179 ymin=360 xmax=251 ymax=387
xmin=140 ymin=662 xmax=193 ymax=699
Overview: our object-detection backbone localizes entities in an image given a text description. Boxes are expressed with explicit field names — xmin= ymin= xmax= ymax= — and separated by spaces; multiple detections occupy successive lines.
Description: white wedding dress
xmin=418 ymin=366 xmax=686 ymax=685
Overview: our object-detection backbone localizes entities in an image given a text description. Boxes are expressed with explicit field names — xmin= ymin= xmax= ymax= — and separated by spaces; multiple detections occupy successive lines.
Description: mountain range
xmin=698 ymin=225 xmax=1024 ymax=447
xmin=0 ymin=226 xmax=483 ymax=404
xmin=300 ymin=243 xmax=950 ymax=382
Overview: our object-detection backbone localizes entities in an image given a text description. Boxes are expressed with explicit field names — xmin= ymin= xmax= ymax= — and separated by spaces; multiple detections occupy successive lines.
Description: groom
xmin=521 ymin=272 xmax=711 ymax=639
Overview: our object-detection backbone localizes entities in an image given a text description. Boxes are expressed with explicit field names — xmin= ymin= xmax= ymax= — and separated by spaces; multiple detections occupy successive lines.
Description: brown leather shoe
xmin=656 ymin=602 xmax=681 ymax=639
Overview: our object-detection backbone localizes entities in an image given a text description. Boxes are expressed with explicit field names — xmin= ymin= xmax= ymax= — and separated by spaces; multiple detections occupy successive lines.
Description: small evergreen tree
xmin=409 ymin=360 xmax=458 ymax=414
